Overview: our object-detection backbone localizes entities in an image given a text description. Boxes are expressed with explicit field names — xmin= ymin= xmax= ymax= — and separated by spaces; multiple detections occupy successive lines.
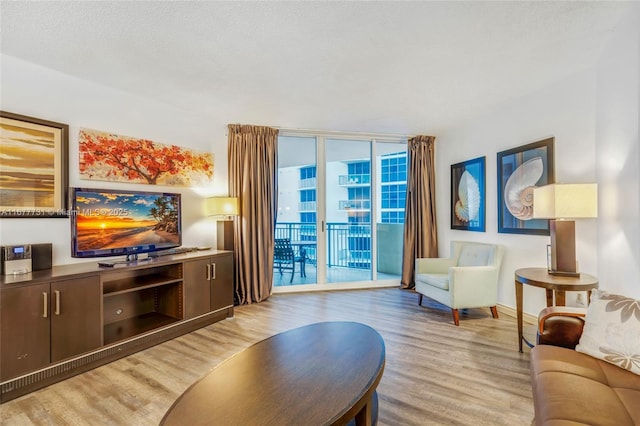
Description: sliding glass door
xmin=325 ymin=138 xmax=372 ymax=283
xmin=274 ymin=136 xmax=318 ymax=286
xmin=274 ymin=132 xmax=406 ymax=290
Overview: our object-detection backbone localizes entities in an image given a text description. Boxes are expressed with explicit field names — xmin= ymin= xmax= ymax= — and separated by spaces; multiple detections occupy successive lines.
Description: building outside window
xmin=380 ymin=153 xmax=407 ymax=224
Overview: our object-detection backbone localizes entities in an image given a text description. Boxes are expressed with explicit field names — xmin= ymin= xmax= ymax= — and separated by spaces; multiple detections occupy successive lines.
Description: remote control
xmin=98 ymin=262 xmax=115 ymax=268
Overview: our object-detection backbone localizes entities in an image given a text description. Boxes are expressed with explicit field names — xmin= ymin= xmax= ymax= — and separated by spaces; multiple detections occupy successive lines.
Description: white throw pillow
xmin=575 ymin=289 xmax=640 ymax=375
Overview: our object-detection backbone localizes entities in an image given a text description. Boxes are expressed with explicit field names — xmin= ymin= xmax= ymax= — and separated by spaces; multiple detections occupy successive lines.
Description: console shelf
xmin=103 ymin=276 xmax=182 ymax=297
xmin=102 ymin=264 xmax=184 ymax=345
xmin=104 ymin=312 xmax=180 ymax=344
xmin=102 ymin=264 xmax=183 ymax=295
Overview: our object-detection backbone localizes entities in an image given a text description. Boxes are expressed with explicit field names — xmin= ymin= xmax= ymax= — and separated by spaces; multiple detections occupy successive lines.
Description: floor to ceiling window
xmin=274 ymin=131 xmax=407 ymax=291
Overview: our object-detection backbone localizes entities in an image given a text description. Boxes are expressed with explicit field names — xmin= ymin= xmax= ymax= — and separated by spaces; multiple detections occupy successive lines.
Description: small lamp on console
xmin=207 ymin=197 xmax=239 ymax=251
xmin=533 ymin=183 xmax=597 ymax=276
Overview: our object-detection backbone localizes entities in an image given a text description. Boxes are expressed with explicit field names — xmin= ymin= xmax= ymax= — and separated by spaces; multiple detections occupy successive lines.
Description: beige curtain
xmin=228 ymin=124 xmax=278 ymax=304
xmin=401 ymin=135 xmax=438 ymax=289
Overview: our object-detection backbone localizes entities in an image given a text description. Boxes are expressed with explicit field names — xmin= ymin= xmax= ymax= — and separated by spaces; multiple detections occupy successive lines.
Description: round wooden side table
xmin=514 ymin=267 xmax=598 ymax=352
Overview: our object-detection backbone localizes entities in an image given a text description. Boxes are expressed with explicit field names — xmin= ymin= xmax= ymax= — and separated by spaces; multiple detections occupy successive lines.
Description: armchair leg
xmin=490 ymin=306 xmax=499 ymax=319
xmin=418 ymin=294 xmax=423 ymax=306
xmin=451 ymin=309 xmax=460 ymax=326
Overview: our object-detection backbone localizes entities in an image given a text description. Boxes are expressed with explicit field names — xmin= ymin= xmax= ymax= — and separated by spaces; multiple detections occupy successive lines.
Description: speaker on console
xmin=32 ymin=243 xmax=53 ymax=271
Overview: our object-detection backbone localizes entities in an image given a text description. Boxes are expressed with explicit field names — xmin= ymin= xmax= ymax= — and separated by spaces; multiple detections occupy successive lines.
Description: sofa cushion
xmin=415 ymin=273 xmax=449 ymax=290
xmin=457 ymin=245 xmax=492 ymax=267
xmin=531 ymin=345 xmax=640 ymax=425
xmin=576 ymin=290 xmax=640 ymax=376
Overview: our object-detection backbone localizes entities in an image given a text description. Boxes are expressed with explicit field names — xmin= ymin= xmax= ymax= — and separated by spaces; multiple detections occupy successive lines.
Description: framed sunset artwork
xmin=0 ymin=111 xmax=69 ymax=218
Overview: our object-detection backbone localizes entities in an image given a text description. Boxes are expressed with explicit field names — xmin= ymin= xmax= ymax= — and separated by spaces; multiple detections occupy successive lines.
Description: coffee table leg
xmin=516 ymin=280 xmax=524 ymax=352
xmin=355 ymin=396 xmax=373 ymax=426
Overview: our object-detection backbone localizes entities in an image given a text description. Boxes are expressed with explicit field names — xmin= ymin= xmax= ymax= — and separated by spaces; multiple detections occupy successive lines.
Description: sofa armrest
xmin=536 ymin=306 xmax=587 ymax=349
xmin=415 ymin=257 xmax=456 ymax=274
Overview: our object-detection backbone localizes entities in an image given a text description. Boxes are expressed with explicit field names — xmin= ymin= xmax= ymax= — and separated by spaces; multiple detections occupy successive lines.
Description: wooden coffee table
xmin=161 ymin=321 xmax=386 ymax=426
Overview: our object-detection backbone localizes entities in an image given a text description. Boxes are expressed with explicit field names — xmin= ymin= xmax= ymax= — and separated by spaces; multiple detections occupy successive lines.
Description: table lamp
xmin=207 ymin=197 xmax=239 ymax=250
xmin=533 ymin=183 xmax=597 ymax=276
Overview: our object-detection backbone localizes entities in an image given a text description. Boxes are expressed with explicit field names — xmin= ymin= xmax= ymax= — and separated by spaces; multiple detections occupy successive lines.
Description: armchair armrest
xmin=536 ymin=306 xmax=587 ymax=349
xmin=415 ymin=257 xmax=456 ymax=274
xmin=448 ymin=266 xmax=499 ymax=307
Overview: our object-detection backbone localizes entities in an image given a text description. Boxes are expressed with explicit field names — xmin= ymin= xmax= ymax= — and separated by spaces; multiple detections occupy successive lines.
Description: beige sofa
xmin=530 ymin=306 xmax=640 ymax=425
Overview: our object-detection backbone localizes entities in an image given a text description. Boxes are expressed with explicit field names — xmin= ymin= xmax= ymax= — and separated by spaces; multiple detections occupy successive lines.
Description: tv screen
xmin=71 ymin=188 xmax=182 ymax=258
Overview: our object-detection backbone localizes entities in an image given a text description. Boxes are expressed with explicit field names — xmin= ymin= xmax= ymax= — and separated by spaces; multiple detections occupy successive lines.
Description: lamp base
xmin=549 ymin=219 xmax=578 ymax=276
xmin=216 ymin=220 xmax=234 ymax=251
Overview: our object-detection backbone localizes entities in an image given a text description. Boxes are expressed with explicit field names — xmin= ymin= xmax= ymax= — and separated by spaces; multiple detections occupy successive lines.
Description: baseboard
xmin=497 ymin=303 xmax=537 ymax=324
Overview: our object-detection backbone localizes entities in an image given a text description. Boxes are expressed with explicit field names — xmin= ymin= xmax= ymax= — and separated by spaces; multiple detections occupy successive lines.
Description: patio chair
xmin=274 ymin=238 xmax=297 ymax=283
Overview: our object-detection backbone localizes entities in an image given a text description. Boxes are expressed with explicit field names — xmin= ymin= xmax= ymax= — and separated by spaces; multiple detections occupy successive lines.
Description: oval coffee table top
xmin=161 ymin=321 xmax=386 ymax=426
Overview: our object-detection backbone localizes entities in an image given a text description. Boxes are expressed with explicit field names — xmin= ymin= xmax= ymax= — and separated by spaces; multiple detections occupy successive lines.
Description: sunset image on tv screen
xmin=74 ymin=191 xmax=180 ymax=251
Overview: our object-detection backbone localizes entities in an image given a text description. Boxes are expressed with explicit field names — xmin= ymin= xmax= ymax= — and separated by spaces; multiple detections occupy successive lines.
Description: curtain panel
xmin=228 ymin=124 xmax=278 ymax=304
xmin=401 ymin=135 xmax=438 ymax=289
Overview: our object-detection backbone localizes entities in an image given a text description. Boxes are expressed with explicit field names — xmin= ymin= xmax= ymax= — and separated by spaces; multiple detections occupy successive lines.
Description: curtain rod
xmin=274 ymin=126 xmax=414 ymax=140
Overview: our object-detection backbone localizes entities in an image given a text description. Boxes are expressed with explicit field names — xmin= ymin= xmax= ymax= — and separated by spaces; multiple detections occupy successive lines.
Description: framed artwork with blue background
xmin=451 ymin=156 xmax=485 ymax=232
xmin=497 ymin=137 xmax=555 ymax=235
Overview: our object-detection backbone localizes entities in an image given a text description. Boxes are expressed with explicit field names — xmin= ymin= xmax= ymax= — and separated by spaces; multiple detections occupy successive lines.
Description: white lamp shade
xmin=533 ymin=184 xmax=598 ymax=219
xmin=207 ymin=197 xmax=239 ymax=216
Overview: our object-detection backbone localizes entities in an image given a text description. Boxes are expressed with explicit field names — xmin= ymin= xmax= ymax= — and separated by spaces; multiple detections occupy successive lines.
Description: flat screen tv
xmin=71 ymin=188 xmax=182 ymax=258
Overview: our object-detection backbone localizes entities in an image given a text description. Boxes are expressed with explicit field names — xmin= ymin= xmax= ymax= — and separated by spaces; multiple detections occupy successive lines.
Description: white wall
xmin=595 ymin=7 xmax=640 ymax=298
xmin=436 ymin=7 xmax=640 ymax=315
xmin=0 ymin=55 xmax=230 ymax=265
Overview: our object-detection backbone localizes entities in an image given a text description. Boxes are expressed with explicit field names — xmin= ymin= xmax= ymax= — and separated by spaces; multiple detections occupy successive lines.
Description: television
xmin=70 ymin=188 xmax=182 ymax=259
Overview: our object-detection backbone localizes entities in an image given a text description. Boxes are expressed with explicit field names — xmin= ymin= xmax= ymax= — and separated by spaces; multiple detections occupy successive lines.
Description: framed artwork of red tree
xmin=79 ymin=128 xmax=213 ymax=186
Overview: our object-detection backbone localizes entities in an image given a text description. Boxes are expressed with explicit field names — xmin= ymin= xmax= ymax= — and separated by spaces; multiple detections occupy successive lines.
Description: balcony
xmin=298 ymin=177 xmax=316 ymax=189
xmin=298 ymin=201 xmax=317 ymax=212
xmin=338 ymin=200 xmax=371 ymax=211
xmin=273 ymin=222 xmax=402 ymax=286
xmin=338 ymin=174 xmax=371 ymax=186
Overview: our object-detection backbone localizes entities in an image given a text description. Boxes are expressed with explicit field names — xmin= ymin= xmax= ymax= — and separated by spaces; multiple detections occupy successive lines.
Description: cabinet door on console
xmin=50 ymin=276 xmax=102 ymax=363
xmin=184 ymin=258 xmax=211 ymax=319
xmin=0 ymin=283 xmax=51 ymax=380
xmin=211 ymin=253 xmax=233 ymax=312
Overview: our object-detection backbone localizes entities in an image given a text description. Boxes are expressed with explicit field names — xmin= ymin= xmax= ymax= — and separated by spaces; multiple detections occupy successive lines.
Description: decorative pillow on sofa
xmin=575 ymin=289 xmax=640 ymax=375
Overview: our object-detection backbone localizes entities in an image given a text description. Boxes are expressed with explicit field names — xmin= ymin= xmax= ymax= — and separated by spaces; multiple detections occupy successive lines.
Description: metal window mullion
xmin=370 ymin=139 xmax=377 ymax=281
xmin=316 ymin=136 xmax=326 ymax=285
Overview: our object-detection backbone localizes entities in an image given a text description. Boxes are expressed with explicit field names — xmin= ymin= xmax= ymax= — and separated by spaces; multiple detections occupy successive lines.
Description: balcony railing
xmin=338 ymin=200 xmax=371 ymax=211
xmin=338 ymin=174 xmax=371 ymax=186
xmin=298 ymin=201 xmax=317 ymax=211
xmin=298 ymin=177 xmax=316 ymax=189
xmin=275 ymin=222 xmax=372 ymax=269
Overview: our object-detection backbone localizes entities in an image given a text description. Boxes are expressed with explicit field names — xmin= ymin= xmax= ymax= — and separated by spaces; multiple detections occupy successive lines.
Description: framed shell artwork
xmin=451 ymin=156 xmax=485 ymax=232
xmin=497 ymin=137 xmax=555 ymax=235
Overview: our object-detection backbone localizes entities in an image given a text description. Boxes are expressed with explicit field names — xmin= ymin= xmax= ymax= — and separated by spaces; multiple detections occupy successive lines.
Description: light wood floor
xmin=0 ymin=288 xmax=535 ymax=425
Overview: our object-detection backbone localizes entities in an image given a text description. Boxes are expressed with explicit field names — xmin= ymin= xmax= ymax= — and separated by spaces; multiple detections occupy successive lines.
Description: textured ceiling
xmin=0 ymin=1 xmax=632 ymax=135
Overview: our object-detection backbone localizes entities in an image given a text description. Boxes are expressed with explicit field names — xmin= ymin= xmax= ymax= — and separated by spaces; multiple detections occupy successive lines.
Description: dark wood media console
xmin=0 ymin=250 xmax=233 ymax=403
